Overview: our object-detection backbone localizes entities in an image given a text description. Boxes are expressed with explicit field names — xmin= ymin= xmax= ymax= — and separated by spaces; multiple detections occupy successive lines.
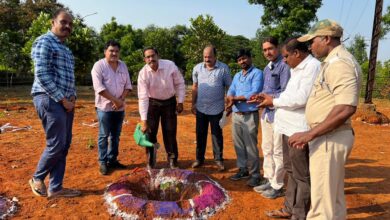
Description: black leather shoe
xmin=191 ymin=160 xmax=204 ymax=168
xmin=215 ymin=161 xmax=225 ymax=171
xmin=99 ymin=163 xmax=108 ymax=175
xmin=108 ymin=160 xmax=126 ymax=169
xmin=169 ymin=160 xmax=179 ymax=169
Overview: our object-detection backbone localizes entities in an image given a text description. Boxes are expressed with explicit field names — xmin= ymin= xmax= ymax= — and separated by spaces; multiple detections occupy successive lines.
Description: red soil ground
xmin=0 ymin=86 xmax=389 ymax=219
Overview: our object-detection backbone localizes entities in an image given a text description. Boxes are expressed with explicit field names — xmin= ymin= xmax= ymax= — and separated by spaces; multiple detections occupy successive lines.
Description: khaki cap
xmin=298 ymin=19 xmax=343 ymax=42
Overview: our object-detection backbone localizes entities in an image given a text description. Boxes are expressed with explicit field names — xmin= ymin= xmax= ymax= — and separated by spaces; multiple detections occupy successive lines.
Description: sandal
xmin=29 ymin=178 xmax=47 ymax=197
xmin=265 ymin=208 xmax=292 ymax=219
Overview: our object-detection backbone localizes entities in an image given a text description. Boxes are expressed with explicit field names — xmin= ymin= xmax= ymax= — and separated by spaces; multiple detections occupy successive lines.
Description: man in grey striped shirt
xmin=191 ymin=45 xmax=232 ymax=171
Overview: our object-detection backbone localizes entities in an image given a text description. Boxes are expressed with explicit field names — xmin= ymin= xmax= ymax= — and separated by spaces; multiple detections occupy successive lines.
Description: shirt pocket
xmin=269 ymin=73 xmax=280 ymax=89
xmin=209 ymin=73 xmax=223 ymax=87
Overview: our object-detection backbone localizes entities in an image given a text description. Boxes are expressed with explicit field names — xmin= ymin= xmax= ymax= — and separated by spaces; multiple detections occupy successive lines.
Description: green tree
xmin=143 ymin=25 xmax=175 ymax=61
xmin=248 ymin=0 xmax=322 ymax=41
xmin=0 ymin=0 xmax=64 ymax=78
xmin=347 ymin=34 xmax=368 ymax=64
xmin=220 ymin=35 xmax=251 ymax=64
xmin=181 ymin=15 xmax=226 ymax=66
xmin=99 ymin=17 xmax=143 ymax=82
xmin=382 ymin=5 xmax=390 ymax=37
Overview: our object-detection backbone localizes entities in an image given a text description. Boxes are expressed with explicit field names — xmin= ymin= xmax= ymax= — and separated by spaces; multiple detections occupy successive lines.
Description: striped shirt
xmin=192 ymin=61 xmax=232 ymax=115
xmin=31 ymin=31 xmax=76 ymax=102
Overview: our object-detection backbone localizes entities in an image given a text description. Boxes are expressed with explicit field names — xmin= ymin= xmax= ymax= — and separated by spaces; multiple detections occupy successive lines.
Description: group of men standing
xmin=28 ymin=8 xmax=361 ymax=220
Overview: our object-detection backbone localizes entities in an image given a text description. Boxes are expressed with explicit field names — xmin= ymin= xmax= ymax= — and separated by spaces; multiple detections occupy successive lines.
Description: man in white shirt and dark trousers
xmin=251 ymin=38 xmax=320 ymax=219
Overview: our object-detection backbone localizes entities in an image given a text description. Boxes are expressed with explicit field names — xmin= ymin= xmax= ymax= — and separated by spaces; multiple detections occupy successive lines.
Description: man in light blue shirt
xmin=191 ymin=45 xmax=232 ymax=171
xmin=226 ymin=49 xmax=264 ymax=187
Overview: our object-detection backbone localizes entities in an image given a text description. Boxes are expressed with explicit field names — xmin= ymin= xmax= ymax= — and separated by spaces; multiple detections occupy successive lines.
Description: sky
xmin=58 ymin=0 xmax=390 ymax=61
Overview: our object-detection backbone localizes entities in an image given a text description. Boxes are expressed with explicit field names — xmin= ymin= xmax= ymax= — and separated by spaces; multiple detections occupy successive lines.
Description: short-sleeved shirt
xmin=31 ymin=31 xmax=76 ymax=102
xmin=306 ymin=45 xmax=362 ymax=128
xmin=91 ymin=59 xmax=132 ymax=112
xmin=227 ymin=66 xmax=264 ymax=113
xmin=192 ymin=61 xmax=232 ymax=115
xmin=261 ymin=55 xmax=291 ymax=122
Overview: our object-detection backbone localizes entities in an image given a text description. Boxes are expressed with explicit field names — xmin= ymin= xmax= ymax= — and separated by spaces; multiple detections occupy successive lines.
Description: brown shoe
xmin=191 ymin=160 xmax=204 ymax=168
xmin=29 ymin=178 xmax=47 ymax=197
xmin=265 ymin=208 xmax=292 ymax=219
xmin=48 ymin=188 xmax=81 ymax=199
xmin=215 ymin=161 xmax=225 ymax=171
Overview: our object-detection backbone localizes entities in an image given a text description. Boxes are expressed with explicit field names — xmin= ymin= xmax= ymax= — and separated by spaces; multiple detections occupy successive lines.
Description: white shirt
xmin=273 ymin=55 xmax=321 ymax=136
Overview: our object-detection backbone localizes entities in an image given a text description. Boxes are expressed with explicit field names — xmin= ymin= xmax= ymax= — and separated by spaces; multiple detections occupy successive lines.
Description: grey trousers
xmin=232 ymin=112 xmax=260 ymax=178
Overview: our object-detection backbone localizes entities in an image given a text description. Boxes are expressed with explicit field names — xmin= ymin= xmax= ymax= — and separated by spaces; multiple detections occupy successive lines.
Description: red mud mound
xmin=353 ymin=103 xmax=390 ymax=125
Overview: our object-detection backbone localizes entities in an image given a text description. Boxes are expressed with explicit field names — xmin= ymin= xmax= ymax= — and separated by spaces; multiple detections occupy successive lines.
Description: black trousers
xmin=195 ymin=110 xmax=224 ymax=162
xmin=282 ymin=134 xmax=310 ymax=220
xmin=146 ymin=96 xmax=178 ymax=165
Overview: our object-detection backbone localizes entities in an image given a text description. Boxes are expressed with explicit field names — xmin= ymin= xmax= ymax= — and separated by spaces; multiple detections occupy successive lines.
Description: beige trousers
xmin=260 ymin=116 xmax=284 ymax=190
xmin=307 ymin=129 xmax=354 ymax=220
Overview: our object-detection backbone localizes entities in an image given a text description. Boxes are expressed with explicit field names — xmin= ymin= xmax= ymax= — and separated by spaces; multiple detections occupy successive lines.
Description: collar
xmin=241 ymin=65 xmax=254 ymax=75
xmin=203 ymin=60 xmax=220 ymax=69
xmin=267 ymin=55 xmax=283 ymax=69
xmin=324 ymin=45 xmax=344 ymax=63
xmin=293 ymin=54 xmax=313 ymax=71
xmin=48 ymin=31 xmax=63 ymax=44
xmin=146 ymin=59 xmax=164 ymax=72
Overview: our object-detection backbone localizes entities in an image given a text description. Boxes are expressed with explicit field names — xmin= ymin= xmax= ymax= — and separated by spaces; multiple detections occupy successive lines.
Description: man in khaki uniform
xmin=288 ymin=19 xmax=361 ymax=220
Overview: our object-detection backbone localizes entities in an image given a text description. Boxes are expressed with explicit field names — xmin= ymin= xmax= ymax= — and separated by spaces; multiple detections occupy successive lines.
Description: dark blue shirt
xmin=262 ymin=55 xmax=290 ymax=122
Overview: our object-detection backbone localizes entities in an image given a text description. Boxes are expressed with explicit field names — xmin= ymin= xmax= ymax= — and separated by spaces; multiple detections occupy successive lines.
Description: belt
xmin=235 ymin=111 xmax=258 ymax=115
xmin=32 ymin=92 xmax=47 ymax=96
xmin=149 ymin=96 xmax=176 ymax=106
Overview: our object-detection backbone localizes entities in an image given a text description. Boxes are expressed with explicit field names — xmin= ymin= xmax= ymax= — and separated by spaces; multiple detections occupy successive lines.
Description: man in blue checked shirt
xmin=28 ymin=8 xmax=81 ymax=199
xmin=191 ymin=45 xmax=232 ymax=171
xmin=225 ymin=49 xmax=264 ymax=187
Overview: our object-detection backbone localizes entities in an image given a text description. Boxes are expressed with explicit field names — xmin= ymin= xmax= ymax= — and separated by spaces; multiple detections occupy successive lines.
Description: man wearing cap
xmin=289 ymin=19 xmax=361 ymax=219
xmin=226 ymin=49 xmax=264 ymax=187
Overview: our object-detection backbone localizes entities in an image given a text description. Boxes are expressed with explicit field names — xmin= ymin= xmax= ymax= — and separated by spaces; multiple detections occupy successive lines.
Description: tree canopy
xmin=248 ymin=0 xmax=322 ymax=41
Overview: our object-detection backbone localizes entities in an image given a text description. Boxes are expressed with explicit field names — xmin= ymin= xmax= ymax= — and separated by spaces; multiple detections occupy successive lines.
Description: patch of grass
xmin=87 ymin=137 xmax=95 ymax=150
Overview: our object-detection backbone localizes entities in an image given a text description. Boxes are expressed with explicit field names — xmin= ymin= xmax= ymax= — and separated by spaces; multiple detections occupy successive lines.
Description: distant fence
xmin=360 ymin=76 xmax=390 ymax=99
